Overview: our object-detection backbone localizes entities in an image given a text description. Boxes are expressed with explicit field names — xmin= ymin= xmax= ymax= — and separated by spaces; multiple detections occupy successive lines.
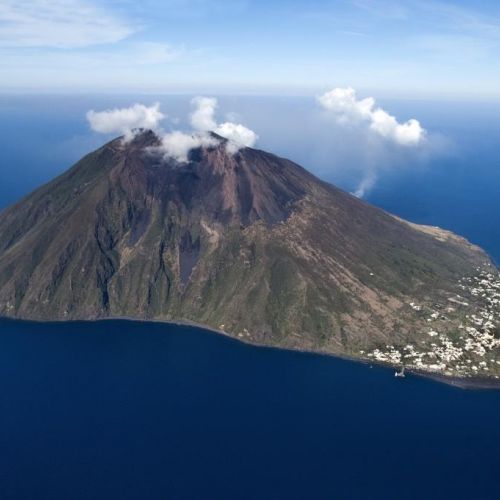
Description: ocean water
xmin=0 ymin=318 xmax=500 ymax=500
xmin=1 ymin=95 xmax=500 ymax=499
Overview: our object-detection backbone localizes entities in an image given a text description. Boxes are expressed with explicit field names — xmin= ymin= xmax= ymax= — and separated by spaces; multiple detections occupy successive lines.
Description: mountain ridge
xmin=1 ymin=130 xmax=499 ymax=379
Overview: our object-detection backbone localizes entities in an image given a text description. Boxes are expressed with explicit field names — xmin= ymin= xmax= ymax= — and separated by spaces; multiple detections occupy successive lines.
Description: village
xmin=363 ymin=270 xmax=500 ymax=378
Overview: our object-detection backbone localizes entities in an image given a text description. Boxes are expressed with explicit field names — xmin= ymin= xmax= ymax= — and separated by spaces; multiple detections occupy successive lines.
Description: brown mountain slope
xmin=0 ymin=130 xmax=499 ymax=378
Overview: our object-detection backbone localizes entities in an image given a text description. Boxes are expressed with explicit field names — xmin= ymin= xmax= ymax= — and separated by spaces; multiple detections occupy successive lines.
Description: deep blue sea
xmin=1 ymin=95 xmax=500 ymax=499
xmin=1 ymin=318 xmax=500 ymax=500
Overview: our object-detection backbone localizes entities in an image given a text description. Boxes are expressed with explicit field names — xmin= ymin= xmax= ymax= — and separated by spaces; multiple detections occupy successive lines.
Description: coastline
xmin=407 ymin=369 xmax=500 ymax=390
xmin=2 ymin=314 xmax=500 ymax=390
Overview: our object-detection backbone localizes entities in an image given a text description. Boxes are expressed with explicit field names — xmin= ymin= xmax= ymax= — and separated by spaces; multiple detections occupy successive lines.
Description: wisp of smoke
xmin=85 ymin=91 xmax=430 ymax=194
xmin=87 ymin=97 xmax=258 ymax=162
xmin=189 ymin=96 xmax=258 ymax=152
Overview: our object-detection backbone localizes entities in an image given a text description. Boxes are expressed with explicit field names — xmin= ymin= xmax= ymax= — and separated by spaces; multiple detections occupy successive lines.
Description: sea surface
xmin=1 ymin=95 xmax=500 ymax=499
xmin=1 ymin=318 xmax=500 ymax=500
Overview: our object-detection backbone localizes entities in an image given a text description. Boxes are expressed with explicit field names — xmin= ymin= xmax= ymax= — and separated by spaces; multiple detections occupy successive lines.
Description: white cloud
xmin=317 ymin=87 xmax=425 ymax=146
xmin=86 ymin=102 xmax=165 ymax=140
xmin=189 ymin=96 xmax=258 ymax=151
xmin=214 ymin=122 xmax=258 ymax=152
xmin=158 ymin=131 xmax=219 ymax=162
xmin=0 ymin=0 xmax=135 ymax=48
xmin=315 ymin=87 xmax=429 ymax=197
xmin=154 ymin=97 xmax=257 ymax=161
xmin=85 ymin=96 xmax=257 ymax=162
xmin=317 ymin=87 xmax=375 ymax=122
xmin=190 ymin=96 xmax=218 ymax=131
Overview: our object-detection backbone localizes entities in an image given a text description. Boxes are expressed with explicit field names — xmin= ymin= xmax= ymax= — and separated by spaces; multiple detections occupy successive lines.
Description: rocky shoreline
xmin=2 ymin=313 xmax=500 ymax=390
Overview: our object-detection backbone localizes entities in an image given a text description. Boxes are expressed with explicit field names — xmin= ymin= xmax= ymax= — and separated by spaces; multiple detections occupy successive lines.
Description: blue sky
xmin=1 ymin=0 xmax=500 ymax=97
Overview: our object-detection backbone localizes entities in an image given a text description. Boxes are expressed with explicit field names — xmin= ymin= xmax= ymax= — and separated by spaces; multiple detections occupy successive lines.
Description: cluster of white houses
xmin=363 ymin=270 xmax=500 ymax=378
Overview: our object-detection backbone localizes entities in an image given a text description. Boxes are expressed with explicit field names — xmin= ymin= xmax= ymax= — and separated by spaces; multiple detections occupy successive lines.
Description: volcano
xmin=0 ymin=130 xmax=498 ymax=377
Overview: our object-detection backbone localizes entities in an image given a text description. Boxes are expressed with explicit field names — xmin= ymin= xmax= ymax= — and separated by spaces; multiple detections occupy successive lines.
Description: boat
xmin=395 ymin=366 xmax=406 ymax=378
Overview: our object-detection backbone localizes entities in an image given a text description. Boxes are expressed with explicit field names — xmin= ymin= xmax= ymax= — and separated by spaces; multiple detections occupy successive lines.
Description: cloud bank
xmin=317 ymin=87 xmax=425 ymax=146
xmin=86 ymin=103 xmax=165 ymax=141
